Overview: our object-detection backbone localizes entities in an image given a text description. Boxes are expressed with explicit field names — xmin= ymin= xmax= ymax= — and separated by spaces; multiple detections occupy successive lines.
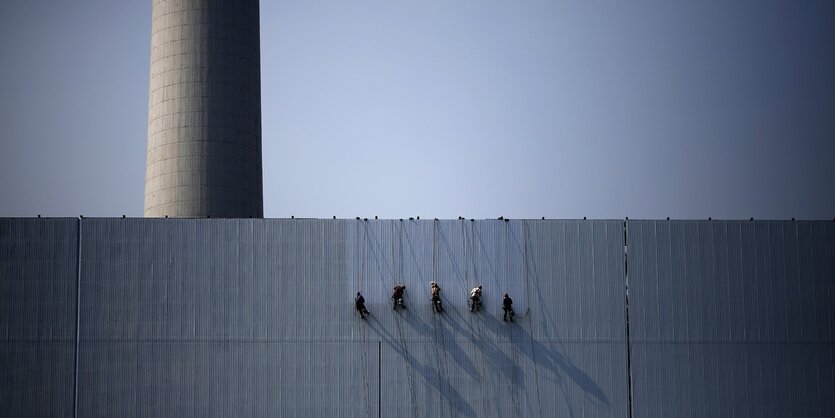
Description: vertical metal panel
xmin=79 ymin=218 xmax=354 ymax=341
xmin=0 ymin=218 xmax=78 ymax=417
xmin=632 ymin=343 xmax=835 ymax=418
xmin=524 ymin=220 xmax=626 ymax=341
xmin=468 ymin=220 xmax=526 ymax=317
xmin=0 ymin=342 xmax=76 ymax=417
xmin=815 ymin=222 xmax=835 ymax=340
xmin=628 ymin=220 xmax=835 ymax=418
xmin=1 ymin=218 xmax=78 ymax=340
xmin=629 ymin=220 xmax=835 ymax=342
xmin=77 ymin=341 xmax=378 ymax=418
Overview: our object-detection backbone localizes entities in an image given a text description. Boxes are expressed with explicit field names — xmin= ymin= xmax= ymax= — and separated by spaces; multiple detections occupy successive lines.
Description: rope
xmin=394 ymin=221 xmax=420 ymax=418
xmin=505 ymin=222 xmax=525 ymax=417
xmin=393 ymin=309 xmax=419 ymax=418
xmin=530 ymin=339 xmax=544 ymax=418
xmin=521 ymin=220 xmax=543 ymax=417
xmin=357 ymin=221 xmax=372 ymax=418
xmin=359 ymin=313 xmax=372 ymax=418
xmin=465 ymin=220 xmax=492 ymax=418
xmin=514 ymin=221 xmax=533 ymax=320
xmin=432 ymin=221 xmax=453 ymax=418
xmin=436 ymin=317 xmax=453 ymax=418
xmin=508 ymin=323 xmax=524 ymax=417
xmin=357 ymin=220 xmax=418 ymax=416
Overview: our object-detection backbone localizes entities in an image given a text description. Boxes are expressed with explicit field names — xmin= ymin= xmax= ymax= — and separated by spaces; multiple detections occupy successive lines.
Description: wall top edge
xmin=1 ymin=217 xmax=832 ymax=222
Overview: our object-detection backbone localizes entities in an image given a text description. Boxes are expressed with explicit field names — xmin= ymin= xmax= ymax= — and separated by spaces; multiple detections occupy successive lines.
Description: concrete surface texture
xmin=144 ymin=0 xmax=263 ymax=218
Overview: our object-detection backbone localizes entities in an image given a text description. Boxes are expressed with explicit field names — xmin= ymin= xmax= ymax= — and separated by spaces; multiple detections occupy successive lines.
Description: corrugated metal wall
xmin=77 ymin=219 xmax=372 ymax=417
xmin=354 ymin=219 xmax=628 ymax=418
xmin=627 ymin=220 xmax=835 ymax=417
xmin=0 ymin=218 xmax=78 ymax=417
xmin=2 ymin=218 xmax=833 ymax=417
xmin=72 ymin=218 xmax=627 ymax=417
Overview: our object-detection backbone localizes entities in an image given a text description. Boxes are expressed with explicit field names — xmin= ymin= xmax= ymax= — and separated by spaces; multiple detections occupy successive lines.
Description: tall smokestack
xmin=144 ymin=0 xmax=263 ymax=218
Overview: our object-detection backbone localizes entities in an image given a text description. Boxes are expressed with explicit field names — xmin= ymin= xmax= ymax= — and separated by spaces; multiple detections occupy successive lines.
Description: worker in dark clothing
xmin=502 ymin=293 xmax=514 ymax=322
xmin=355 ymin=292 xmax=370 ymax=319
xmin=430 ymin=281 xmax=443 ymax=313
xmin=392 ymin=285 xmax=406 ymax=309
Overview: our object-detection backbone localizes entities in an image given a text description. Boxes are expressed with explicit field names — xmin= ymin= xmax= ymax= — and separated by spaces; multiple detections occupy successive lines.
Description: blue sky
xmin=1 ymin=0 xmax=833 ymax=219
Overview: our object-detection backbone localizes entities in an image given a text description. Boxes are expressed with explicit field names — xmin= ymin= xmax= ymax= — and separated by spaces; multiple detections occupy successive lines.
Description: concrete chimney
xmin=144 ymin=0 xmax=263 ymax=218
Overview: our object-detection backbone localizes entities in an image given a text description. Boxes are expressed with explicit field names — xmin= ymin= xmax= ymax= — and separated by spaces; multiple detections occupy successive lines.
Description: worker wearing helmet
xmin=430 ymin=282 xmax=443 ymax=313
xmin=469 ymin=285 xmax=483 ymax=312
xmin=392 ymin=285 xmax=406 ymax=309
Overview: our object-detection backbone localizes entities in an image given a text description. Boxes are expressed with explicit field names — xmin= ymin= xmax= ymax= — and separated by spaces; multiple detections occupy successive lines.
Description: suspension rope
xmin=509 ymin=325 xmax=526 ymax=417
xmin=393 ymin=302 xmax=419 ymax=418
xmin=504 ymin=222 xmax=525 ymax=417
xmin=436 ymin=319 xmax=453 ymax=418
xmin=504 ymin=227 xmax=523 ymax=416
xmin=522 ymin=221 xmax=543 ymax=416
xmin=465 ymin=220 xmax=492 ymax=418
xmin=394 ymin=221 xmax=419 ymax=418
xmin=432 ymin=220 xmax=453 ymax=418
xmin=357 ymin=221 xmax=372 ymax=418
xmin=516 ymin=221 xmax=532 ymax=319
xmin=359 ymin=314 xmax=372 ymax=417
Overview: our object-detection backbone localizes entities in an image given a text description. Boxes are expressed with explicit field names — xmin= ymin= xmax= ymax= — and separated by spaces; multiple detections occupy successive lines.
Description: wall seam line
xmin=624 ymin=219 xmax=635 ymax=418
xmin=72 ymin=217 xmax=82 ymax=418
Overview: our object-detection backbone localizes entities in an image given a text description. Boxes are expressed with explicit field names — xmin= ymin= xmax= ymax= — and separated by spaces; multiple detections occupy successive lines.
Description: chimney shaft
xmin=144 ymin=0 xmax=263 ymax=218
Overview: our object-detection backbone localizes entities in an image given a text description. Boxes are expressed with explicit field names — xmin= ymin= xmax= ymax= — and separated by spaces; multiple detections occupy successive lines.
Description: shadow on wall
xmin=492 ymin=220 xmax=611 ymax=408
xmin=517 ymin=223 xmax=612 ymax=410
xmin=365 ymin=299 xmax=609 ymax=418
xmin=366 ymin=313 xmax=479 ymax=417
xmin=359 ymin=220 xmax=613 ymax=417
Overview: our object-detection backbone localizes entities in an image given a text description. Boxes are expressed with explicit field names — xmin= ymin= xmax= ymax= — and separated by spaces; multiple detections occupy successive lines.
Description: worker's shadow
xmin=393 ymin=296 xmax=483 ymax=381
xmin=427 ymin=309 xmax=480 ymax=379
xmin=439 ymin=302 xmax=520 ymax=382
xmin=366 ymin=312 xmax=478 ymax=417
xmin=395 ymin=298 xmax=523 ymax=384
xmin=480 ymin=313 xmax=611 ymax=408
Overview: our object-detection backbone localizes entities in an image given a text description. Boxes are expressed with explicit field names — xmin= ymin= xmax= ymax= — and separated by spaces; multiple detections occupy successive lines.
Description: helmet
xmin=357 ymin=292 xmax=361 ymax=296
xmin=478 ymin=285 xmax=482 ymax=289
xmin=504 ymin=293 xmax=509 ymax=297
xmin=430 ymin=281 xmax=436 ymax=285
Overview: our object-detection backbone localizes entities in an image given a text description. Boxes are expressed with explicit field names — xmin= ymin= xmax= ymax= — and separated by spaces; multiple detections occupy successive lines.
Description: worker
xmin=430 ymin=281 xmax=443 ymax=313
xmin=469 ymin=285 xmax=482 ymax=312
xmin=502 ymin=293 xmax=514 ymax=322
xmin=392 ymin=285 xmax=406 ymax=309
xmin=355 ymin=292 xmax=370 ymax=319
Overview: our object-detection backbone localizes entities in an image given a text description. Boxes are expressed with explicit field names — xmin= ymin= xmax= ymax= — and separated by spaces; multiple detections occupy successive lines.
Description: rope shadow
xmin=479 ymin=312 xmax=611 ymax=408
xmin=366 ymin=313 xmax=478 ymax=417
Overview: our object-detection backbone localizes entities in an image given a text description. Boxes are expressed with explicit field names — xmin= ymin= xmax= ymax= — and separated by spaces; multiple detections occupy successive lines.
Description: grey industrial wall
xmin=1 ymin=218 xmax=832 ymax=417
xmin=0 ymin=219 xmax=77 ymax=417
xmin=144 ymin=0 xmax=263 ymax=218
xmin=627 ymin=220 xmax=835 ymax=417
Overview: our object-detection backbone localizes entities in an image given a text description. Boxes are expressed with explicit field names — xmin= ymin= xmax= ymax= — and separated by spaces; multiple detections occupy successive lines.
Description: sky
xmin=0 ymin=0 xmax=833 ymax=220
